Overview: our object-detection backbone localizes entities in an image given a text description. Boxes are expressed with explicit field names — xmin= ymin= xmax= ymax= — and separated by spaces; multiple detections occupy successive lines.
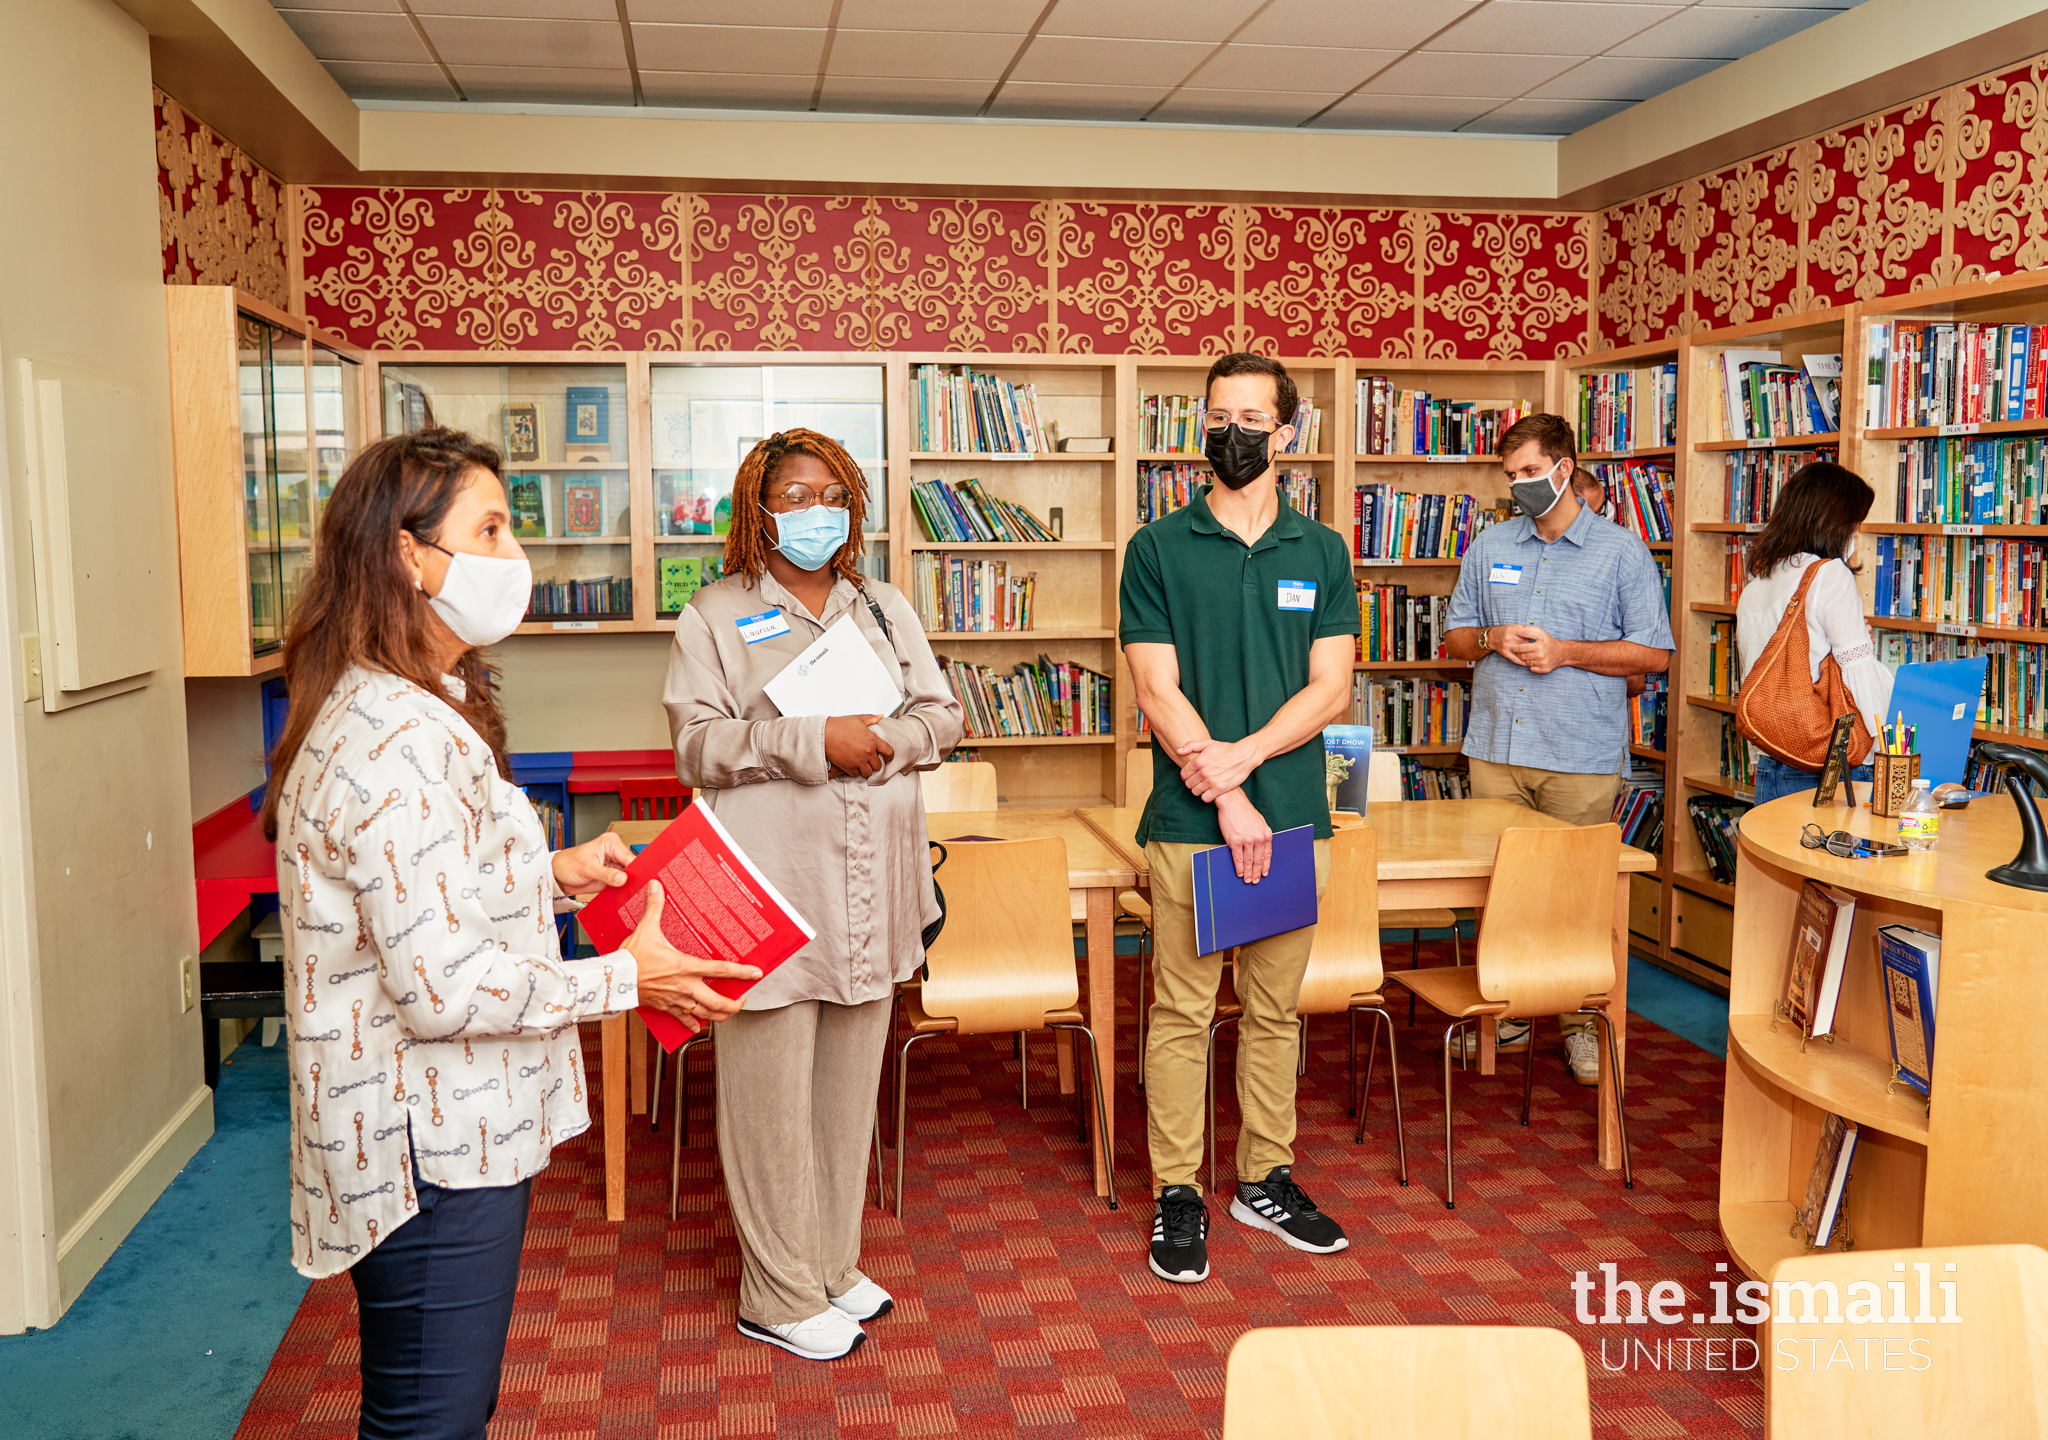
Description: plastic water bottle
xmin=1898 ymin=778 xmax=1940 ymax=851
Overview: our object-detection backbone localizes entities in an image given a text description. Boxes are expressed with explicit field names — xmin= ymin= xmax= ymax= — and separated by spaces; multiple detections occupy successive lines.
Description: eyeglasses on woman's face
xmin=762 ymin=482 xmax=855 ymax=512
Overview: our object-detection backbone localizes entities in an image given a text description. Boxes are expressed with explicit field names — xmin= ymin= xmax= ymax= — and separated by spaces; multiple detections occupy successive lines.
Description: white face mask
xmin=424 ymin=546 xmax=532 ymax=647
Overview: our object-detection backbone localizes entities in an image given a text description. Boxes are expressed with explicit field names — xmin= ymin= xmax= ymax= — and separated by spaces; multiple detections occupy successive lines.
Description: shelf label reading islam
xmin=1936 ymin=623 xmax=1978 ymax=637
xmin=1942 ymin=524 xmax=1983 ymax=536
xmin=1939 ymin=423 xmax=1982 ymax=436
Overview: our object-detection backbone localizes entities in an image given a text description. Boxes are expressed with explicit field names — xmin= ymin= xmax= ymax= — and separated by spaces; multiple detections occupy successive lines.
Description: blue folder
xmin=1890 ymin=657 xmax=1989 ymax=786
xmin=1191 ymin=824 xmax=1318 ymax=956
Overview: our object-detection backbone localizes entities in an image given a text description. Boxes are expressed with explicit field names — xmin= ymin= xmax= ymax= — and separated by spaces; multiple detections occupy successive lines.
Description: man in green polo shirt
xmin=1120 ymin=352 xmax=1360 ymax=1285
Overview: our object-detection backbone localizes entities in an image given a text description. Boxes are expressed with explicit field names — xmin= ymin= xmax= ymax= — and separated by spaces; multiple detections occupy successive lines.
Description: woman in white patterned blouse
xmin=264 ymin=428 xmax=758 ymax=1440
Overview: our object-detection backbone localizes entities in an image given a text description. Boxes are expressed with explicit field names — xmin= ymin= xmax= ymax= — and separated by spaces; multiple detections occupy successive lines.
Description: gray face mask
xmin=1511 ymin=458 xmax=1569 ymax=519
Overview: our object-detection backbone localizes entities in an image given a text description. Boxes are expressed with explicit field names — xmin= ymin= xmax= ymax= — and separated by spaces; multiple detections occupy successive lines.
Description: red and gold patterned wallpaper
xmin=156 ymin=49 xmax=2048 ymax=359
xmin=155 ymin=89 xmax=288 ymax=311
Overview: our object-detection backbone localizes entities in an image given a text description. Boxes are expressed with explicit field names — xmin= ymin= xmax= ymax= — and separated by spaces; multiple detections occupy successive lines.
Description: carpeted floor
xmin=229 ymin=947 xmax=1757 ymax=1440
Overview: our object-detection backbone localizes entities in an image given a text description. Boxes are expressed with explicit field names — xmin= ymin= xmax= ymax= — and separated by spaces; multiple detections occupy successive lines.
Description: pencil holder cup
xmin=1871 ymin=751 xmax=1920 ymax=818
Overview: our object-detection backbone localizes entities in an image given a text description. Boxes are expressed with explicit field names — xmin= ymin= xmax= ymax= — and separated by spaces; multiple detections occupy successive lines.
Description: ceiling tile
xmin=1188 ymin=42 xmax=1399 ymax=92
xmin=272 ymin=10 xmax=428 ymax=62
xmin=630 ymin=0 xmax=837 ymax=21
xmin=636 ymin=69 xmax=816 ymax=105
xmin=988 ymin=80 xmax=1172 ymax=121
xmin=318 ymin=59 xmax=456 ymax=100
xmin=412 ymin=0 xmax=616 ymax=18
xmin=448 ymin=64 xmax=634 ymax=103
xmin=1696 ymin=0 xmax=1859 ymax=7
xmin=1236 ymin=0 xmax=1481 ymax=51
xmin=827 ymin=29 xmax=1020 ymax=81
xmin=269 ymin=0 xmax=399 ymax=12
xmin=1039 ymin=0 xmax=1261 ymax=43
xmin=835 ymin=0 xmax=1043 ymax=32
xmin=1427 ymin=1 xmax=1680 ymax=56
xmin=1010 ymin=35 xmax=1215 ymax=87
xmin=1527 ymin=54 xmax=1725 ymax=100
xmin=1305 ymin=93 xmax=1502 ymax=131
xmin=815 ymin=76 xmax=990 ymax=114
xmin=1361 ymin=49 xmax=1577 ymax=98
xmin=630 ymin=23 xmax=825 ymax=73
xmin=1611 ymin=6 xmax=1841 ymax=58
xmin=1465 ymin=96 xmax=1634 ymax=133
xmin=1149 ymin=87 xmax=1342 ymax=126
xmin=414 ymin=14 xmax=626 ymax=67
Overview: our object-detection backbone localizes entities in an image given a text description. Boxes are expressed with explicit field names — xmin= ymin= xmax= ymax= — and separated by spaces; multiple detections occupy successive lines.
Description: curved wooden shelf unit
xmin=1720 ymin=793 xmax=2048 ymax=1281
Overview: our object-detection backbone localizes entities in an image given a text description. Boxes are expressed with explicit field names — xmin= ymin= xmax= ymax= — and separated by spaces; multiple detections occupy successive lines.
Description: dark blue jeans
xmin=349 ymin=1163 xmax=532 ymax=1440
xmin=1752 ymin=754 xmax=1874 ymax=807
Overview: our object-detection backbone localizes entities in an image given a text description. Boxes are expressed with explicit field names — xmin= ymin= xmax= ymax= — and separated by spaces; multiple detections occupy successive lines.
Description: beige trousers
xmin=1467 ymin=757 xmax=1619 ymax=1036
xmin=1144 ymin=838 xmax=1331 ymax=1196
xmin=713 ymin=994 xmax=891 ymax=1327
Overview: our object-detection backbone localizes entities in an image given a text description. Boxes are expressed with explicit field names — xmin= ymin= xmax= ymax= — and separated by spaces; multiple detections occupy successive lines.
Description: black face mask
xmin=1204 ymin=423 xmax=1272 ymax=490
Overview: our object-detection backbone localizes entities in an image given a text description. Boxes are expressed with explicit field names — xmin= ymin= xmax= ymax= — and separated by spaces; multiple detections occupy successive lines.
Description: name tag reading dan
xmin=736 ymin=608 xmax=792 ymax=644
xmin=1277 ymin=579 xmax=1317 ymax=611
xmin=1488 ymin=563 xmax=1524 ymax=586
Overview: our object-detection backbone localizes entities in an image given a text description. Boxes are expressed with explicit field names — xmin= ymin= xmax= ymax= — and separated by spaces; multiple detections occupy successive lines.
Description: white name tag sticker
xmin=737 ymin=608 xmax=792 ymax=644
xmin=1277 ymin=580 xmax=1316 ymax=611
xmin=1489 ymin=563 xmax=1523 ymax=585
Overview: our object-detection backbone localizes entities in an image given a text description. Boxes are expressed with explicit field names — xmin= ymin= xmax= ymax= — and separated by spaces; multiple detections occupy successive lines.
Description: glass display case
xmin=380 ymin=362 xmax=634 ymax=623
xmin=647 ymin=363 xmax=887 ymax=616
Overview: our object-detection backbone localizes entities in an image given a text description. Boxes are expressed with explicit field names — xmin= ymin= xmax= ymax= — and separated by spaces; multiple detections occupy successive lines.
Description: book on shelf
xmin=1355 ymin=485 xmax=1511 ymax=560
xmin=1685 ymin=794 xmax=1747 ymax=884
xmin=1400 ymin=757 xmax=1470 ymax=800
xmin=563 ymin=482 xmax=603 ymax=537
xmin=1877 ymin=923 xmax=1942 ymax=1097
xmin=1706 ymin=618 xmax=1740 ymax=700
xmin=915 ymin=365 xmax=1051 ymax=454
xmin=564 ymin=384 xmax=611 ymax=462
xmin=1137 ymin=392 xmax=1207 ymax=454
xmin=1874 ymin=534 xmax=2048 ymax=629
xmin=528 ymin=575 xmax=630 ymax=618
xmin=658 ymin=555 xmax=724 ymax=614
xmin=1716 ymin=349 xmax=1837 ymax=440
xmin=912 ymin=552 xmax=1036 ymax=633
xmin=1613 ymin=759 xmax=1665 ymax=852
xmin=1356 ymin=582 xmax=1450 ymax=663
xmin=509 ymin=473 xmax=549 ymax=539
xmin=1720 ymin=715 xmax=1759 ymax=792
xmin=1725 ymin=537 xmax=1756 ymax=604
xmin=1724 ymin=445 xmax=1838 ymax=524
xmin=1793 ymin=1113 xmax=1859 ymax=1250
xmin=1349 ymin=675 xmax=1469 ymax=748
xmin=1279 ymin=399 xmax=1322 ymax=455
xmin=1139 ymin=461 xmax=1204 ymax=523
xmin=1587 ymin=459 xmax=1675 ymax=542
xmin=910 ymin=476 xmax=1059 ymax=544
xmin=1322 ymin=724 xmax=1375 ymax=813
xmin=1866 ymin=318 xmax=2048 ymax=430
xmin=1881 ymin=632 xmax=2046 ymax=737
xmin=1355 ymin=377 xmax=1526 ymax=456
xmin=1576 ymin=362 xmax=1678 ymax=452
xmin=1780 ymin=879 xmax=1857 ymax=1038
xmin=1889 ymin=434 xmax=2048 ymax=525
xmin=938 ymin=654 xmax=1112 ymax=739
xmin=1629 ymin=674 xmax=1668 ymax=751
xmin=1279 ymin=470 xmax=1318 ymax=519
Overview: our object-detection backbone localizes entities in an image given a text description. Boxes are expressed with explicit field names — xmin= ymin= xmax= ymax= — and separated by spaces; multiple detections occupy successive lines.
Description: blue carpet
xmin=0 ymin=1038 xmax=307 ymax=1440
xmin=1626 ymin=953 xmax=1729 ymax=1058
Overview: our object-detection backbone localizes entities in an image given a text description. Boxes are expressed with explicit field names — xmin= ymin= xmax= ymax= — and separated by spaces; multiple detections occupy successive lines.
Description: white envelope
xmin=763 ymin=613 xmax=904 ymax=718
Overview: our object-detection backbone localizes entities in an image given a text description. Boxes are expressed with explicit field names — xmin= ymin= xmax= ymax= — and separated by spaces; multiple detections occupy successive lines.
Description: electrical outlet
xmin=20 ymin=635 xmax=40 ymax=703
xmin=179 ymin=955 xmax=195 ymax=1014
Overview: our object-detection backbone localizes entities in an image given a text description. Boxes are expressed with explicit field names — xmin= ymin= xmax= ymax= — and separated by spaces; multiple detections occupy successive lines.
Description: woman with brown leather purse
xmin=1734 ymin=462 xmax=1894 ymax=805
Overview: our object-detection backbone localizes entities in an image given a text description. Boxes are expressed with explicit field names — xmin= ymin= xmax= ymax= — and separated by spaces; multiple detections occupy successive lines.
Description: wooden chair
xmin=892 ymin=836 xmax=1116 ymax=1216
xmin=619 ymin=775 xmax=690 ymax=821
xmin=1204 ymin=824 xmax=1408 ymax=1191
xmin=919 ymin=760 xmax=997 ymax=812
xmin=1361 ymin=752 xmax=1465 ymax=1028
xmin=1765 ymin=1244 xmax=2048 ymax=1438
xmin=1382 ymin=823 xmax=1633 ymax=1209
xmin=1221 ymin=1325 xmax=1592 ymax=1439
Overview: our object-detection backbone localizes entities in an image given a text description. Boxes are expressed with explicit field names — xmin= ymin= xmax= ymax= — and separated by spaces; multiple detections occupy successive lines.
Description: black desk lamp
xmin=1977 ymin=742 xmax=2048 ymax=892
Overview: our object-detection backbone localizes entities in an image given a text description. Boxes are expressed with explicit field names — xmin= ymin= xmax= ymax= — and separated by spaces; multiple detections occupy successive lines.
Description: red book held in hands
xmin=576 ymin=803 xmax=815 ymax=1052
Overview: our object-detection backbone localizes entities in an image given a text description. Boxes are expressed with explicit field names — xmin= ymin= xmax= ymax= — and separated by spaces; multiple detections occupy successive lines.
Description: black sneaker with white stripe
xmin=1149 ymin=1185 xmax=1210 ymax=1283
xmin=1229 ymin=1166 xmax=1348 ymax=1254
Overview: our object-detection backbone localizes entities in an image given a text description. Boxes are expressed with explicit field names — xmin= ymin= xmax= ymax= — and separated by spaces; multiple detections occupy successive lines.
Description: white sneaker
xmin=828 ymin=1276 xmax=895 ymax=1321
xmin=737 ymin=1306 xmax=866 ymax=1360
xmin=1449 ymin=1019 xmax=1530 ymax=1059
xmin=1564 ymin=1028 xmax=1602 ymax=1088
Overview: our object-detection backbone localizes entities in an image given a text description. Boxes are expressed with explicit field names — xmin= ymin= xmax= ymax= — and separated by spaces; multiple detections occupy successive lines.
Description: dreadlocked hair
xmin=723 ymin=428 xmax=869 ymax=587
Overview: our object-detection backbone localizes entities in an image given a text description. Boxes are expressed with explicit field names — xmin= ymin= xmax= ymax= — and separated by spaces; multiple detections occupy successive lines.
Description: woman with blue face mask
xmin=661 ymin=430 xmax=964 ymax=1362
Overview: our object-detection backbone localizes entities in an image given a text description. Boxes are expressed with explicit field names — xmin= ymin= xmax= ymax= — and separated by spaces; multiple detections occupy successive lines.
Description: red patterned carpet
xmin=234 ymin=950 xmax=1758 ymax=1439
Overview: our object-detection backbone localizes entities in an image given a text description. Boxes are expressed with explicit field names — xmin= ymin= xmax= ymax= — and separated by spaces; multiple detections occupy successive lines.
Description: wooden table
xmin=1077 ymin=799 xmax=1657 ymax=1171
xmin=924 ymin=809 xmax=1137 ymax=1197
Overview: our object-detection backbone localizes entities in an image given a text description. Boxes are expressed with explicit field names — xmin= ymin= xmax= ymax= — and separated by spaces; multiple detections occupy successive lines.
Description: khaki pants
xmin=1144 ymin=838 xmax=1331 ymax=1196
xmin=1467 ymin=757 xmax=1619 ymax=1037
xmin=714 ymin=995 xmax=891 ymax=1327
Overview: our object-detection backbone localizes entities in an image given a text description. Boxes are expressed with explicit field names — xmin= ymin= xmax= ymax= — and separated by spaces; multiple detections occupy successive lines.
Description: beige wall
xmin=184 ymin=677 xmax=265 ymax=818
xmin=0 ymin=0 xmax=210 ymax=1324
xmin=492 ymin=632 xmax=674 ymax=753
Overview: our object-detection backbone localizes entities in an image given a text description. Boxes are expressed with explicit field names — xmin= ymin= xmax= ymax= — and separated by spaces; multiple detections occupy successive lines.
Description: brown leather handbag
xmin=1734 ymin=559 xmax=1874 ymax=769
